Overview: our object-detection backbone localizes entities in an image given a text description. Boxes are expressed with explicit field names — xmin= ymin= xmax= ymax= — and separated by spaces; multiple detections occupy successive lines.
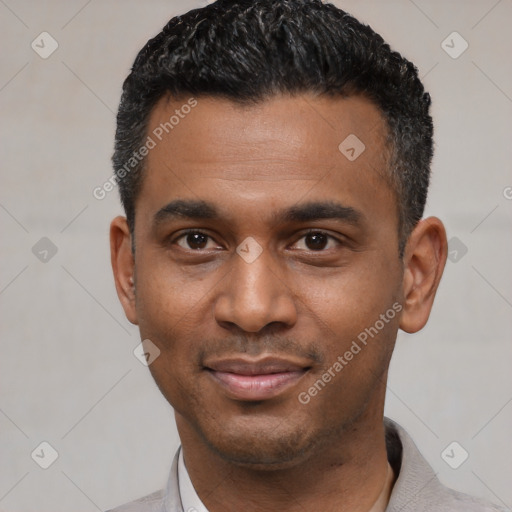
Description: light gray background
xmin=1 ymin=1 xmax=511 ymax=511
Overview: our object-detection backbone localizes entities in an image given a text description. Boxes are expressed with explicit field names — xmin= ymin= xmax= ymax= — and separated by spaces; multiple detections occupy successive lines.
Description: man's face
xmin=128 ymin=93 xmax=404 ymax=467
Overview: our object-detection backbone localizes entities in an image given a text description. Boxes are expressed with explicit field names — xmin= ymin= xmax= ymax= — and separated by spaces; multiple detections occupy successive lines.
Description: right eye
xmin=172 ymin=230 xmax=221 ymax=251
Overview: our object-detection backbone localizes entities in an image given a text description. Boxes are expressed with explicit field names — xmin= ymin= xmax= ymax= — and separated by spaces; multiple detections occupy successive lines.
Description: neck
xmin=176 ymin=406 xmax=394 ymax=512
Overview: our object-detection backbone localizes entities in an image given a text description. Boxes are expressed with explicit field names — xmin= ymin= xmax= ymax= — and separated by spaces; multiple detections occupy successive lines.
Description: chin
xmin=198 ymin=416 xmax=321 ymax=470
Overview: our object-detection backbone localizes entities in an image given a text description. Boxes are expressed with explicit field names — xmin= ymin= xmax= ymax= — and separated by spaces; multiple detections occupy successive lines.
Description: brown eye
xmin=304 ymin=232 xmax=328 ymax=250
xmin=293 ymin=231 xmax=339 ymax=252
xmin=175 ymin=231 xmax=215 ymax=250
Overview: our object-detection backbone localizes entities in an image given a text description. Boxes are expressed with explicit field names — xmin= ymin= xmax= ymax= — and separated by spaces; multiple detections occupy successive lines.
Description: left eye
xmin=175 ymin=231 xmax=218 ymax=250
xmin=292 ymin=231 xmax=340 ymax=251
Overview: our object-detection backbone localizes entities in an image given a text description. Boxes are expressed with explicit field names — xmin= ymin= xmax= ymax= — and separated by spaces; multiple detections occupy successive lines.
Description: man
xmin=107 ymin=1 xmax=504 ymax=511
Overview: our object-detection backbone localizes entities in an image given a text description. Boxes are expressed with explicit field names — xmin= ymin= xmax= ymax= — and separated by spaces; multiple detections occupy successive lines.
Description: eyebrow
xmin=278 ymin=201 xmax=362 ymax=224
xmin=153 ymin=199 xmax=218 ymax=225
xmin=152 ymin=199 xmax=363 ymax=227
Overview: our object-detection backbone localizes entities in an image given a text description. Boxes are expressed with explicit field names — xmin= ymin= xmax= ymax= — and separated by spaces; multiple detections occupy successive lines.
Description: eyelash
xmin=171 ymin=228 xmax=343 ymax=252
xmin=172 ymin=229 xmax=214 ymax=249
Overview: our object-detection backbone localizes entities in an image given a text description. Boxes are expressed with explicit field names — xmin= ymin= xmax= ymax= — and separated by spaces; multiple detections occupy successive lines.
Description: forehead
xmin=136 ymin=93 xmax=395 ymax=231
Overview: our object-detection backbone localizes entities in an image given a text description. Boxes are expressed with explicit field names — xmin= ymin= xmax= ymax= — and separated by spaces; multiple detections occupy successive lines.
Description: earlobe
xmin=399 ymin=217 xmax=447 ymax=334
xmin=110 ymin=216 xmax=139 ymax=325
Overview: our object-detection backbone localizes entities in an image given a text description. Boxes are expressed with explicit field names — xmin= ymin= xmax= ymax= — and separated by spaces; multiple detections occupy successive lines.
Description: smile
xmin=204 ymin=356 xmax=311 ymax=401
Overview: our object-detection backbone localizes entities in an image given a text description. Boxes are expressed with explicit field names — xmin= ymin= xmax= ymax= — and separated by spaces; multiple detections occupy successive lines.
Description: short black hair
xmin=112 ymin=0 xmax=433 ymax=257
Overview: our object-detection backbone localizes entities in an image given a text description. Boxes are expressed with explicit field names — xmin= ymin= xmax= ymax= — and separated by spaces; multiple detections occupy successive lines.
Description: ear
xmin=110 ymin=216 xmax=138 ymax=325
xmin=399 ymin=217 xmax=447 ymax=333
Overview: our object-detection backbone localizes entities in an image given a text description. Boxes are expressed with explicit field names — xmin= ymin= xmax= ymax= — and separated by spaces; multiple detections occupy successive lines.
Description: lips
xmin=204 ymin=356 xmax=311 ymax=401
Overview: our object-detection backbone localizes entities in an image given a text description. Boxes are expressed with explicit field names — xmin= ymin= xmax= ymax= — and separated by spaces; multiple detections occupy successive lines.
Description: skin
xmin=110 ymin=93 xmax=447 ymax=511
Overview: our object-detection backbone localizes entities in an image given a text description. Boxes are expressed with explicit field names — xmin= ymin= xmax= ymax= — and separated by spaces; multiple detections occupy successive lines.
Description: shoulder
xmin=422 ymin=486 xmax=508 ymax=511
xmin=105 ymin=489 xmax=168 ymax=512
xmin=106 ymin=448 xmax=183 ymax=512
xmin=384 ymin=418 xmax=507 ymax=512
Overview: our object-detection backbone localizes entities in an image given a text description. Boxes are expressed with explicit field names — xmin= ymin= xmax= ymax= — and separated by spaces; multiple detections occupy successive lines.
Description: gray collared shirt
xmin=106 ymin=417 xmax=506 ymax=512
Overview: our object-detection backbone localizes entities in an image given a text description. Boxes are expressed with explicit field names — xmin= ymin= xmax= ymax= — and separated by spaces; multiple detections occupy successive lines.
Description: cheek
xmin=135 ymin=265 xmax=206 ymax=408
xmin=297 ymin=257 xmax=401 ymax=395
xmin=134 ymin=254 xmax=208 ymax=334
xmin=300 ymin=256 xmax=400 ymax=333
xmin=132 ymin=277 xmax=208 ymax=403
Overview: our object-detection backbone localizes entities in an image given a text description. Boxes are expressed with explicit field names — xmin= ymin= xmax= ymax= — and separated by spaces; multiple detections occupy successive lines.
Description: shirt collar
xmin=177 ymin=448 xmax=209 ymax=512
xmin=166 ymin=418 xmax=444 ymax=512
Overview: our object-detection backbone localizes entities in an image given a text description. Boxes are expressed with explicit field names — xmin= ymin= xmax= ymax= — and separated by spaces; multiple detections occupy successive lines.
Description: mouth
xmin=204 ymin=356 xmax=312 ymax=401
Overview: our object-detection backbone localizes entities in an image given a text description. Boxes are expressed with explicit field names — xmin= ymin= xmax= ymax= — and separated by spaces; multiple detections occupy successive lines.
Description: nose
xmin=214 ymin=244 xmax=298 ymax=333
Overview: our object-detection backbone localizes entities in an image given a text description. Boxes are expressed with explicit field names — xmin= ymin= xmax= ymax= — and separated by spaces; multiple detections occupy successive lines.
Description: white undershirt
xmin=177 ymin=449 xmax=209 ymax=512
